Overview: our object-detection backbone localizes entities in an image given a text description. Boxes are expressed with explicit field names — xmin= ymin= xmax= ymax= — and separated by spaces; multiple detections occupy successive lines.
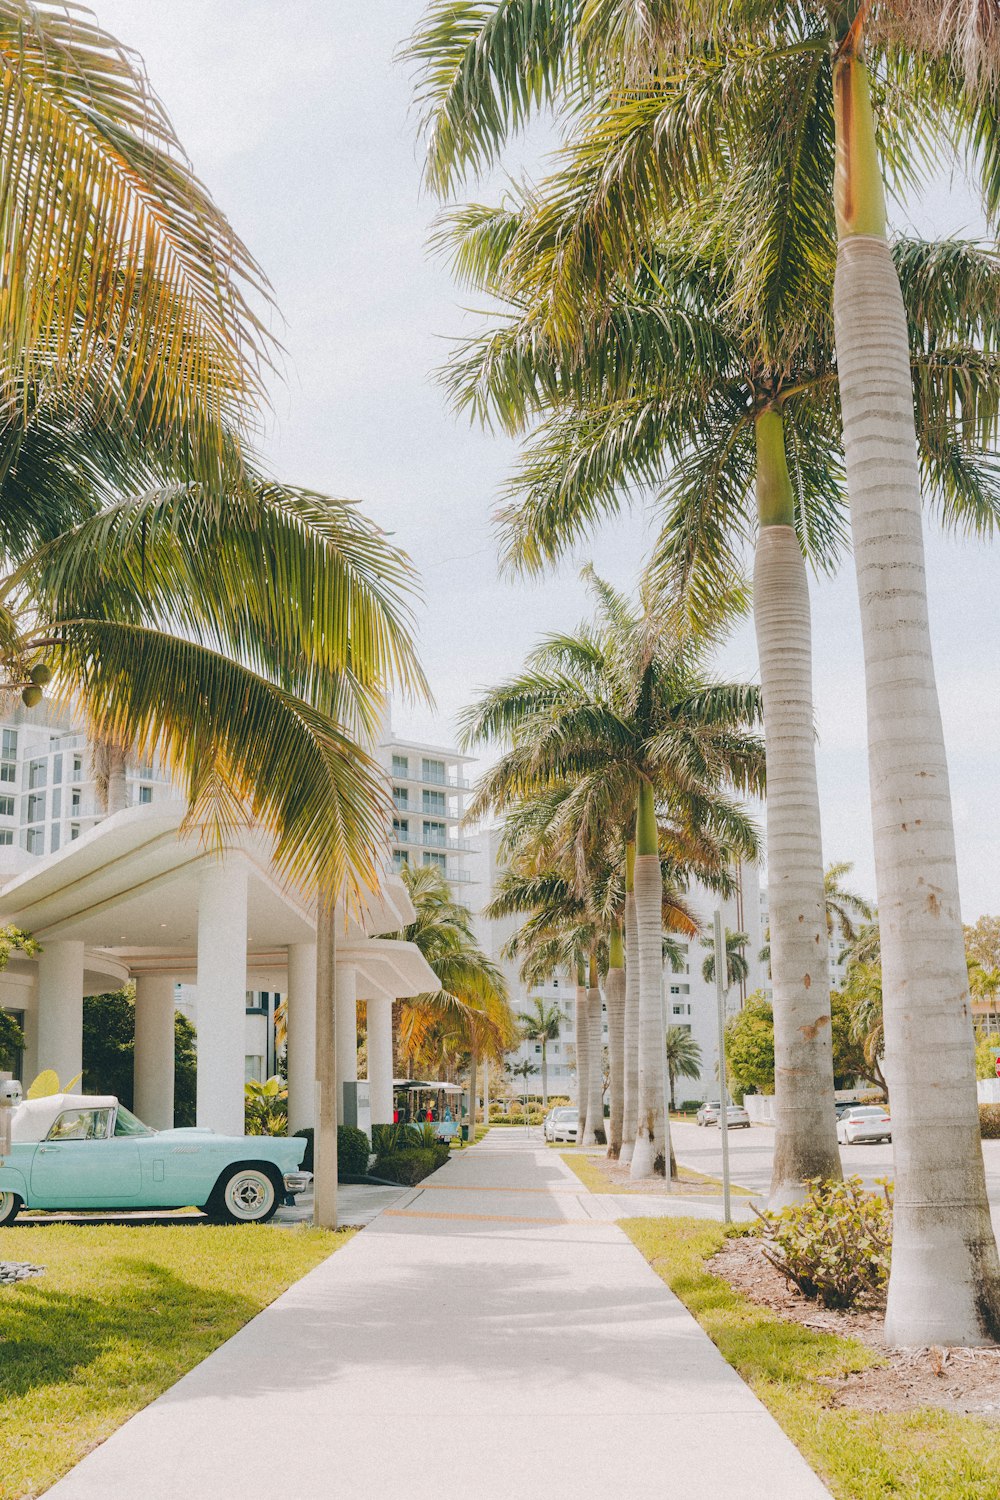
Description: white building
xmin=376 ymin=718 xmax=478 ymax=903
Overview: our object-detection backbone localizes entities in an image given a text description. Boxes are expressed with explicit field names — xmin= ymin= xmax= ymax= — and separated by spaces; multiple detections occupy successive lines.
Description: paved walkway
xmin=47 ymin=1131 xmax=830 ymax=1500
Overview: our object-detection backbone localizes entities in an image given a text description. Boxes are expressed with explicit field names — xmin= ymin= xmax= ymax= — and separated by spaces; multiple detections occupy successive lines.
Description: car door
xmin=30 ymin=1106 xmax=142 ymax=1207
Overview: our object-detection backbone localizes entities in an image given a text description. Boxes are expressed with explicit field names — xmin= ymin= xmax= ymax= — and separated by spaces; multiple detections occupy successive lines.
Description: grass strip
xmin=560 ymin=1150 xmax=753 ymax=1197
xmin=0 ymin=1221 xmax=349 ymax=1500
xmin=622 ymin=1216 xmax=1000 ymax=1500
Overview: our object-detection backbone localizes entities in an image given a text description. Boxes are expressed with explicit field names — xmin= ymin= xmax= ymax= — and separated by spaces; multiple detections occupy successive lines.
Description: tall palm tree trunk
xmin=832 ymin=41 xmax=1000 ymax=1345
xmin=620 ymin=846 xmax=639 ymax=1165
xmin=606 ymin=919 xmax=625 ymax=1157
xmin=586 ymin=951 xmax=606 ymax=1146
xmin=574 ymin=962 xmax=589 ymax=1143
xmin=753 ymin=408 xmax=842 ymax=1205
xmin=468 ymin=1047 xmax=478 ymax=1144
xmin=631 ymin=781 xmax=669 ymax=1179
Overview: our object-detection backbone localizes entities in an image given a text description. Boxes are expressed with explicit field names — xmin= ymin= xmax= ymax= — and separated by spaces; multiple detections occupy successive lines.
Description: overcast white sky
xmin=93 ymin=2 xmax=1000 ymax=919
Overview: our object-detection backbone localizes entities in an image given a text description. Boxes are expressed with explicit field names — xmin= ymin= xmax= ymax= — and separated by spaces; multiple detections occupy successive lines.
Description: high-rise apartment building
xmin=376 ymin=719 xmax=479 ymax=901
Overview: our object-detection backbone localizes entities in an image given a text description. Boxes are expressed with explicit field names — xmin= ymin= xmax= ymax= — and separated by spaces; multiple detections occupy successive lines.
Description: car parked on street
xmin=0 ymin=1089 xmax=312 ymax=1225
xmin=543 ymin=1106 xmax=578 ymax=1142
xmin=696 ymin=1102 xmax=720 ymax=1126
xmin=836 ymin=1105 xmax=891 ymax=1145
xmin=717 ymin=1104 xmax=751 ymax=1129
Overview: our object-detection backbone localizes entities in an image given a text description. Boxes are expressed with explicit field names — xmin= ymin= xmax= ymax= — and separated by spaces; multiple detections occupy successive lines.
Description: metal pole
xmin=713 ymin=909 xmax=732 ymax=1224
xmin=658 ymin=962 xmax=673 ymax=1186
xmin=483 ymin=1057 xmax=489 ymax=1129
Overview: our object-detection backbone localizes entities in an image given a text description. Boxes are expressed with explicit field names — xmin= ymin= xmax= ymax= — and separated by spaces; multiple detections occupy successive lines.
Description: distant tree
xmin=664 ymin=1027 xmax=702 ymax=1109
xmin=965 ymin=915 xmax=1000 ymax=974
xmin=516 ymin=997 xmax=561 ymax=1106
xmin=82 ymin=987 xmax=197 ymax=1127
xmin=726 ymin=989 xmax=870 ymax=1097
xmin=701 ymin=930 xmax=750 ymax=990
xmin=0 ymin=1010 xmax=25 ymax=1073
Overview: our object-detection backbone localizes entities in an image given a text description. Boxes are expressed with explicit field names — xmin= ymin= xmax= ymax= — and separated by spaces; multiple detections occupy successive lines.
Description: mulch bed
xmin=709 ymin=1235 xmax=1000 ymax=1416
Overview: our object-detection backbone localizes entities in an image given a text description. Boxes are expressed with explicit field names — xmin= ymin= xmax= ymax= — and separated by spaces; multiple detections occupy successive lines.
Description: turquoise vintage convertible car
xmin=0 ymin=1091 xmax=312 ymax=1225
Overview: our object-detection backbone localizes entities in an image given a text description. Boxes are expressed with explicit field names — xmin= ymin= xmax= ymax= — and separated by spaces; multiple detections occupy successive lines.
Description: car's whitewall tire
xmin=0 ymin=1191 xmax=20 ymax=1226
xmin=209 ymin=1167 xmax=279 ymax=1225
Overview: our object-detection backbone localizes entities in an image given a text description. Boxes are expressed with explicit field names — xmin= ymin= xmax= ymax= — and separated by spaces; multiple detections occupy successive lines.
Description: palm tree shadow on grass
xmin=0 ymin=1259 xmax=261 ymax=1404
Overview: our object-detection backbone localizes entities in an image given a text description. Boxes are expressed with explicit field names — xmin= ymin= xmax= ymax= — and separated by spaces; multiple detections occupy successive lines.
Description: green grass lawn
xmin=623 ymin=1217 xmax=1000 ymax=1500
xmin=0 ymin=1221 xmax=348 ymax=1500
xmin=560 ymin=1149 xmax=754 ymax=1197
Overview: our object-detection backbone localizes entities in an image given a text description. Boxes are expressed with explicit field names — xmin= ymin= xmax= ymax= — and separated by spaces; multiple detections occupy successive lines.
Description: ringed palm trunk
xmin=753 ymin=408 xmax=842 ymax=1205
xmin=631 ymin=781 xmax=669 ymax=1179
xmin=832 ymin=40 xmax=1000 ymax=1345
xmin=575 ymin=963 xmax=589 ymax=1144
xmin=586 ymin=952 xmax=606 ymax=1146
xmin=606 ymin=920 xmax=625 ymax=1158
xmin=620 ymin=845 xmax=639 ymax=1165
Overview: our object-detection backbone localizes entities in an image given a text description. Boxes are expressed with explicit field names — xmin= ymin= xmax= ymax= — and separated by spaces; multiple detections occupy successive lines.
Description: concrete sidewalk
xmin=47 ymin=1130 xmax=830 ymax=1500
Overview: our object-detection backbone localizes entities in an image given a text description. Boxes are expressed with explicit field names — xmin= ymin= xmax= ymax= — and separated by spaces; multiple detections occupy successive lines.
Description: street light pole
xmin=713 ymin=910 xmax=732 ymax=1225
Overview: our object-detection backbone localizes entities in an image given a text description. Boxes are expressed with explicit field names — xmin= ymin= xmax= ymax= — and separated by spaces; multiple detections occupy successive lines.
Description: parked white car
xmin=718 ymin=1105 xmax=751 ymax=1129
xmin=696 ymin=1102 xmax=720 ymax=1126
xmin=836 ymin=1105 xmax=891 ymax=1145
xmin=544 ymin=1107 xmax=579 ymax=1142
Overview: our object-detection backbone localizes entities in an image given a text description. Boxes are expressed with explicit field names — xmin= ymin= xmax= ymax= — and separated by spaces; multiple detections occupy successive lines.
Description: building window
xmin=28 ymin=760 xmax=46 ymax=790
xmin=27 ymin=793 xmax=45 ymax=823
xmin=422 ymin=789 xmax=446 ymax=815
xmin=392 ymin=786 xmax=409 ymax=812
xmin=421 ymin=757 xmax=446 ymax=785
xmin=423 ymin=820 xmax=447 ymax=848
xmin=422 ymin=851 xmax=447 ymax=870
xmin=1 ymin=730 xmax=16 ymax=759
xmin=51 ymin=788 xmax=61 ymax=820
xmin=0 ymin=762 xmax=14 ymax=784
xmin=71 ymin=788 xmax=81 ymax=813
xmin=392 ymin=849 xmax=409 ymax=872
xmin=73 ymin=754 xmax=82 ymax=777
xmin=391 ymin=753 xmax=409 ymax=777
xmin=244 ymin=1055 xmax=263 ymax=1084
xmin=138 ymin=785 xmax=153 ymax=805
xmin=70 ymin=824 xmax=80 ymax=841
xmin=50 ymin=825 xmax=60 ymax=852
xmin=26 ymin=829 xmax=44 ymax=855
xmin=0 ymin=797 xmax=13 ymax=818
xmin=392 ymin=817 xmax=409 ymax=842
xmin=0 ymin=830 xmax=12 ymax=846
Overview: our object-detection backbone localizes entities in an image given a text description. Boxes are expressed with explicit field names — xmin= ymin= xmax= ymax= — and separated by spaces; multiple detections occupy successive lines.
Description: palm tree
xmin=463 ymin=571 xmax=763 ymax=1177
xmin=392 ymin=863 xmax=515 ymax=1122
xmin=407 ymin=0 xmax=1000 ymax=1349
xmin=664 ymin=1027 xmax=703 ymax=1110
xmin=516 ymin=996 xmax=562 ymax=1106
xmin=700 ymin=929 xmax=750 ymax=991
xmin=437 ymin=181 xmax=1000 ymax=1206
xmin=824 ymin=862 xmax=876 ymax=945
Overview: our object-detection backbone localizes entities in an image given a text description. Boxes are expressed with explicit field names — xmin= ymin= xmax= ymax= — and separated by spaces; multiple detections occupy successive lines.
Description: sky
xmin=92 ymin=2 xmax=1000 ymax=919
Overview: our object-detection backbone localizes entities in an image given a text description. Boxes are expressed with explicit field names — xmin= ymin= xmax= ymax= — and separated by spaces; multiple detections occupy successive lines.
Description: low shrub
xmin=372 ymin=1122 xmax=408 ymax=1156
xmin=338 ymin=1125 xmax=371 ymax=1178
xmin=293 ymin=1128 xmax=313 ymax=1172
xmin=373 ymin=1148 xmax=439 ymax=1185
xmin=753 ymin=1175 xmax=892 ymax=1309
xmin=980 ymin=1103 xmax=1000 ymax=1138
xmin=292 ymin=1126 xmax=372 ymax=1179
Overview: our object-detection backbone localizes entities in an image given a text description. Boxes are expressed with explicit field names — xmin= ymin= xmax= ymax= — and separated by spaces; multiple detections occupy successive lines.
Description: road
xmin=670 ymin=1118 xmax=1000 ymax=1218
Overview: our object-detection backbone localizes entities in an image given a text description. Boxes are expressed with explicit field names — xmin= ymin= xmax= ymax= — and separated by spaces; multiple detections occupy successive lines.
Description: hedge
xmin=373 ymin=1146 xmax=448 ymax=1185
xmin=980 ymin=1104 xmax=1000 ymax=1139
xmin=292 ymin=1126 xmax=373 ymax=1179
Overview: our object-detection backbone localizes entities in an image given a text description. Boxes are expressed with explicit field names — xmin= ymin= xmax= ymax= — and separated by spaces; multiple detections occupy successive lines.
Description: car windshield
xmin=113 ymin=1105 xmax=156 ymax=1137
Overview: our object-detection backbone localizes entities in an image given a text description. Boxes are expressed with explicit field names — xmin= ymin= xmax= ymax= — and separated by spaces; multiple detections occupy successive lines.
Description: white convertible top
xmin=11 ymin=1093 xmax=118 ymax=1144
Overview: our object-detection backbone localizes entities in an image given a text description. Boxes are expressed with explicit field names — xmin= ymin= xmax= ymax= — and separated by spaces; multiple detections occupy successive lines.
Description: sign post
xmin=713 ymin=912 xmax=732 ymax=1224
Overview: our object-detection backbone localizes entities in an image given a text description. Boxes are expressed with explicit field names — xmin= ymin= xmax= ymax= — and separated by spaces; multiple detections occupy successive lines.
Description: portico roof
xmin=0 ymin=802 xmax=424 ymax=980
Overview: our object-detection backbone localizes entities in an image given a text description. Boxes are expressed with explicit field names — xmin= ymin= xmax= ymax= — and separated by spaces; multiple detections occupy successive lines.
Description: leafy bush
xmin=753 ymin=1175 xmax=893 ymax=1309
xmin=293 ymin=1128 xmax=313 ymax=1171
xmin=373 ymin=1148 xmax=438 ymax=1185
xmin=244 ymin=1076 xmax=288 ymax=1136
xmin=291 ymin=1126 xmax=373 ymax=1178
xmin=980 ymin=1104 xmax=1000 ymax=1139
xmin=338 ymin=1125 xmax=371 ymax=1178
xmin=372 ymin=1122 xmax=408 ymax=1156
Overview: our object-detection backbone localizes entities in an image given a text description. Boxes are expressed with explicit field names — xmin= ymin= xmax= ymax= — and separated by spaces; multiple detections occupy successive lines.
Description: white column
xmin=368 ymin=998 xmax=393 ymax=1125
xmin=195 ymin=860 xmax=248 ymax=1135
xmin=286 ymin=942 xmax=317 ymax=1134
xmin=134 ymin=973 xmax=175 ymax=1129
xmin=335 ymin=962 xmax=358 ymax=1110
xmin=36 ymin=940 xmax=84 ymax=1085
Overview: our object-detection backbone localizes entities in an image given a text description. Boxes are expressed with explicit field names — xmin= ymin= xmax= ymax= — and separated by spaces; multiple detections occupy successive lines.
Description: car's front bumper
xmin=283 ymin=1171 xmax=313 ymax=1195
